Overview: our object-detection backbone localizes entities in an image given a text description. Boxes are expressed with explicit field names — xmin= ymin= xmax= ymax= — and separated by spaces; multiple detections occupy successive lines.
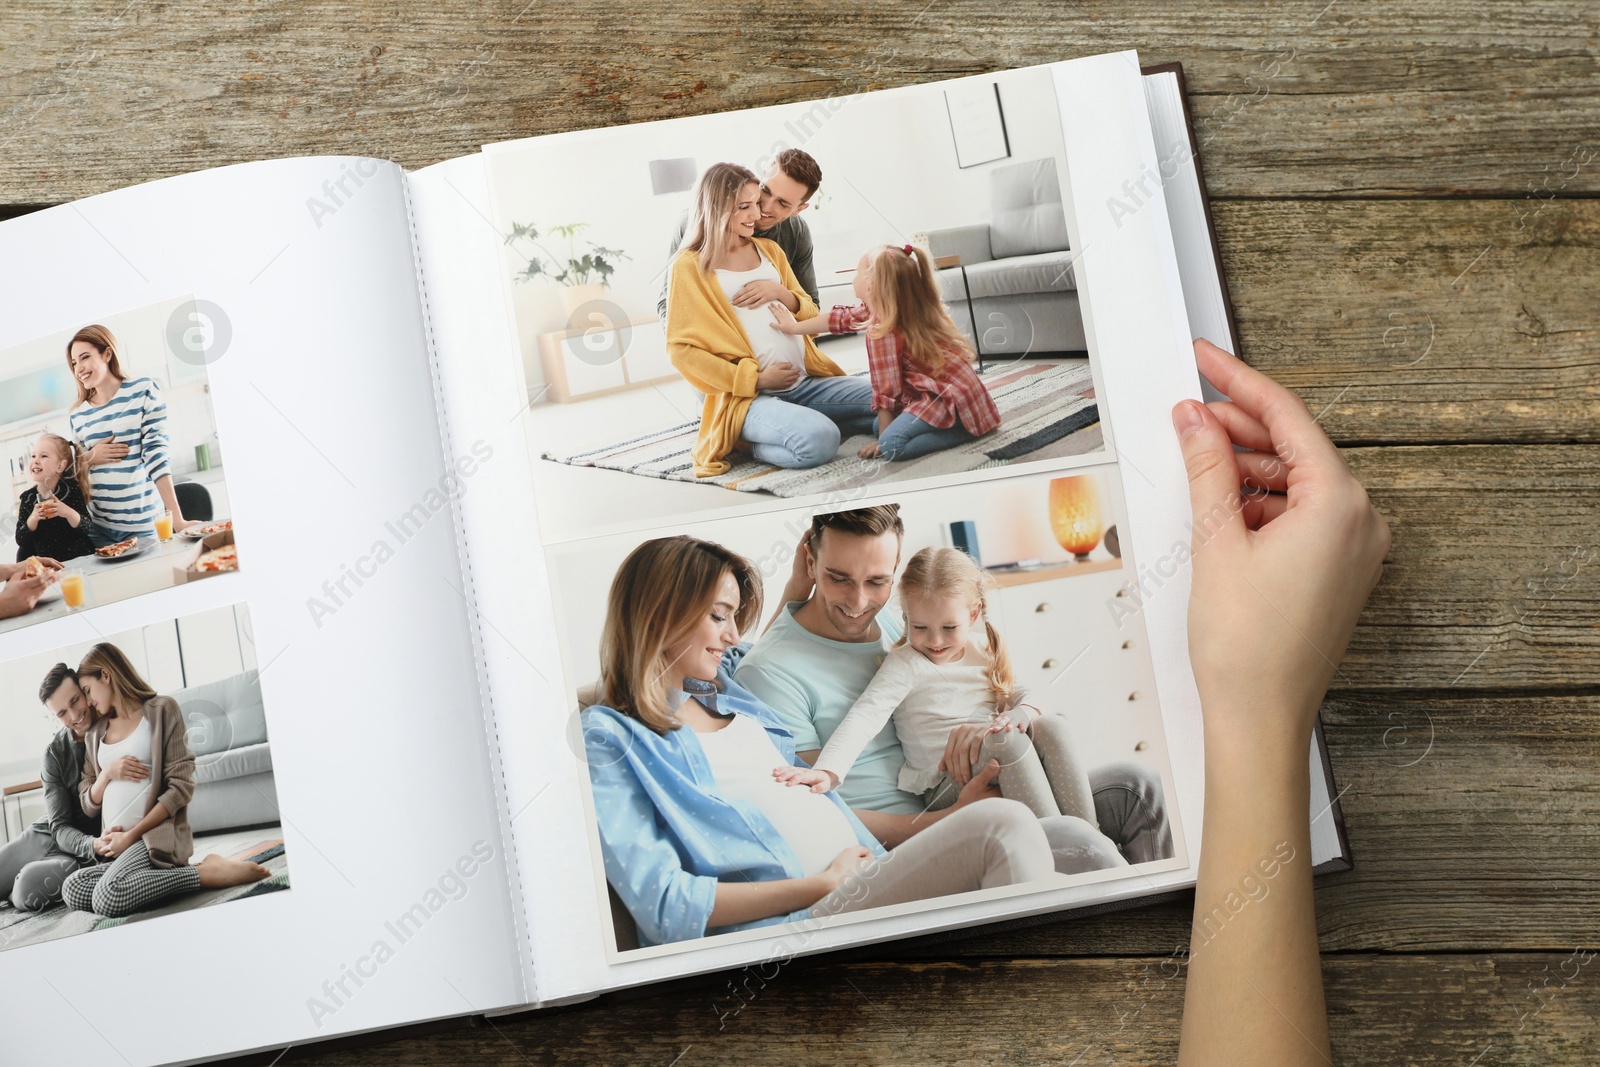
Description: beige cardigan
xmin=79 ymin=695 xmax=195 ymax=868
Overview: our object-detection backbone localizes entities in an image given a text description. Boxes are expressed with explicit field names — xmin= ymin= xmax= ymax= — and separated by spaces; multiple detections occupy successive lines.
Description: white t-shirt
xmin=695 ymin=712 xmax=857 ymax=877
xmin=98 ymin=715 xmax=153 ymax=833
xmin=714 ymin=251 xmax=806 ymax=392
xmin=816 ymin=639 xmax=1015 ymax=795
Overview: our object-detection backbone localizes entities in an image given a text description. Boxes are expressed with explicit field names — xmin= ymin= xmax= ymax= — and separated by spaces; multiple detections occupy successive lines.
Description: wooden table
xmin=4 ymin=3 xmax=1594 ymax=1063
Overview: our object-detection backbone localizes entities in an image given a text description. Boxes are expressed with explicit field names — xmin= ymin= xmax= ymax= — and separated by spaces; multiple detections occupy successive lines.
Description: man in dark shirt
xmin=0 ymin=664 xmax=102 ymax=911
xmin=656 ymin=148 xmax=823 ymax=320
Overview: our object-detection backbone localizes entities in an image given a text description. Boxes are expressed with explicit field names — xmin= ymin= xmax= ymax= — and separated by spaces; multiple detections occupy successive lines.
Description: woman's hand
xmin=102 ymin=756 xmax=150 ymax=784
xmin=92 ymin=825 xmax=125 ymax=857
xmin=85 ymin=437 xmax=129 ymax=468
xmin=733 ymin=279 xmax=795 ymax=310
xmin=1175 ymin=340 xmax=1390 ymax=754
xmin=100 ymin=828 xmax=139 ymax=859
xmin=756 ymin=362 xmax=802 ymax=391
xmin=772 ymin=765 xmax=839 ymax=793
xmin=818 ymin=845 xmax=874 ymax=895
xmin=938 ymin=723 xmax=994 ymax=786
xmin=857 ymin=440 xmax=881 ymax=459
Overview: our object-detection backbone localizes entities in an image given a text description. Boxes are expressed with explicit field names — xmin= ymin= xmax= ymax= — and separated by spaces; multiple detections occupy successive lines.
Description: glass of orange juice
xmin=154 ymin=510 xmax=174 ymax=542
xmin=60 ymin=570 xmax=85 ymax=609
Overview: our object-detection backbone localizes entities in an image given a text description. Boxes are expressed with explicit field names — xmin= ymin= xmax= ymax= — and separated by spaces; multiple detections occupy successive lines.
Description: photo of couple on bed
xmin=562 ymin=483 xmax=1182 ymax=955
xmin=0 ymin=604 xmax=287 ymax=951
xmin=492 ymin=66 xmax=1102 ymax=543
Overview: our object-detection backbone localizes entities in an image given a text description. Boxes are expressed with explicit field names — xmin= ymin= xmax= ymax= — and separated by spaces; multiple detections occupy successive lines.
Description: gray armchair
xmin=173 ymin=669 xmax=279 ymax=834
xmin=925 ymin=157 xmax=1087 ymax=361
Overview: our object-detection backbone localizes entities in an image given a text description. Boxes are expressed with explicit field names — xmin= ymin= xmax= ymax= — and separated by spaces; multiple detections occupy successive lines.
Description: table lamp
xmin=1047 ymin=475 xmax=1104 ymax=561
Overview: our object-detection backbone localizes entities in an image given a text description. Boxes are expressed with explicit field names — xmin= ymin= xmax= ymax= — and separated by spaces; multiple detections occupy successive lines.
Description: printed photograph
xmin=0 ymin=602 xmax=285 ymax=952
xmin=0 ymin=295 xmax=238 ymax=635
xmin=485 ymin=66 xmax=1105 ymax=544
xmin=547 ymin=466 xmax=1185 ymax=957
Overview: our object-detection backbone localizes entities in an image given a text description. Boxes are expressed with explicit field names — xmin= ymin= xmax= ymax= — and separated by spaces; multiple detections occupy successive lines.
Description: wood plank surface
xmin=251 ymin=954 xmax=1598 ymax=1066
xmin=1 ymin=2 xmax=1596 ymax=203
xmin=1216 ymin=199 xmax=1600 ymax=446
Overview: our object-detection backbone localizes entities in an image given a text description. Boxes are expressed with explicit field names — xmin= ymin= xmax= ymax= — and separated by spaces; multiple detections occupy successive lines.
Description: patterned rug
xmin=0 ymin=838 xmax=289 ymax=953
xmin=544 ymin=360 xmax=1102 ymax=498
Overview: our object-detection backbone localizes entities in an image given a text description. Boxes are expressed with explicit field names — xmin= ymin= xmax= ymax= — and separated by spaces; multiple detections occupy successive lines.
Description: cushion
xmin=943 ymin=250 xmax=1078 ymax=302
xmin=195 ymin=741 xmax=273 ymax=784
xmin=989 ymin=158 xmax=1070 ymax=259
xmin=173 ymin=669 xmax=267 ymax=756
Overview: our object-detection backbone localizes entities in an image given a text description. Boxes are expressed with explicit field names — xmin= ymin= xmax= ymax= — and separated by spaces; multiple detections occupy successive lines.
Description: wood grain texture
xmin=1216 ymin=199 xmax=1600 ymax=445
xmin=241 ymin=954 xmax=1598 ymax=1066
xmin=1 ymin=1 xmax=1596 ymax=203
xmin=1337 ymin=445 xmax=1599 ymax=687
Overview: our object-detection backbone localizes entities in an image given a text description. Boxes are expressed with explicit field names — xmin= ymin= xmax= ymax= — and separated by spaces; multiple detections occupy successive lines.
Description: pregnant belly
xmin=752 ymin=780 xmax=859 ymax=877
xmin=101 ymin=781 xmax=147 ymax=833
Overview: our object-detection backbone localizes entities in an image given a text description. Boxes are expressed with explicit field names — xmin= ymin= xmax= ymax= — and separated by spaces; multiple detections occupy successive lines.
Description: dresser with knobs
xmin=985 ymin=559 xmax=1163 ymax=771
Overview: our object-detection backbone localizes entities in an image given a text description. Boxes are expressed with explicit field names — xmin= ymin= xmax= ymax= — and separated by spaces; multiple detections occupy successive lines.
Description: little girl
xmin=15 ymin=432 xmax=95 ymax=563
xmin=770 ymin=243 xmax=1001 ymax=461
xmin=774 ymin=546 xmax=1093 ymax=821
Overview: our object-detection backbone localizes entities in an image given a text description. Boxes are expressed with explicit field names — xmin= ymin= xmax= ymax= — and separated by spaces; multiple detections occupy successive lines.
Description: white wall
xmin=545 ymin=464 xmax=1125 ymax=693
xmin=0 ymin=604 xmax=257 ymax=786
xmin=485 ymin=66 xmax=1071 ymax=395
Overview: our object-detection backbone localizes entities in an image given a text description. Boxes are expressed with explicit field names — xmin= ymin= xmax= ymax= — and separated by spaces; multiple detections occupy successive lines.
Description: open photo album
xmin=0 ymin=52 xmax=1349 ymax=1065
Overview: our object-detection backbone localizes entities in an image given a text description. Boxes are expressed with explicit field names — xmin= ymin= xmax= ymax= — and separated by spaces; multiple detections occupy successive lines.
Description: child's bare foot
xmin=196 ymin=854 xmax=271 ymax=889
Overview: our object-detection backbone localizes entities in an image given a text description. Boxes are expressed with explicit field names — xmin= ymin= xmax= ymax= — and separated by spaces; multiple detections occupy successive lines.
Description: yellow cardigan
xmin=665 ymin=238 xmax=846 ymax=477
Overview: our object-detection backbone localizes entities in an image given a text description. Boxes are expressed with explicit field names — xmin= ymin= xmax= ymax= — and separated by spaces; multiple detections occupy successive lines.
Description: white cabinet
xmin=988 ymin=560 xmax=1163 ymax=771
xmin=535 ymin=316 xmax=676 ymax=403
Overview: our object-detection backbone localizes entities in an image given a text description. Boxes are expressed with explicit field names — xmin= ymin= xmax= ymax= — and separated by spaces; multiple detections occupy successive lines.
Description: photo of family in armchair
xmin=486 ymin=66 xmax=1104 ymax=544
xmin=0 ymin=295 xmax=238 ymax=634
xmin=0 ymin=603 xmax=286 ymax=952
xmin=549 ymin=468 xmax=1184 ymax=956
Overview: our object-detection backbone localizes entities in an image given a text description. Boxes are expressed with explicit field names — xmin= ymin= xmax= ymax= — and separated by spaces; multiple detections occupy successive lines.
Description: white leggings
xmin=810 ymin=798 xmax=1053 ymax=918
xmin=922 ymin=712 xmax=1095 ymax=821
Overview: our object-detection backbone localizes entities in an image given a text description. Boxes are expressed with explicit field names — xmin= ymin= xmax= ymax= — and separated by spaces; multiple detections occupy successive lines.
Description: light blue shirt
xmin=735 ymin=602 xmax=923 ymax=816
xmin=582 ymin=672 xmax=883 ymax=948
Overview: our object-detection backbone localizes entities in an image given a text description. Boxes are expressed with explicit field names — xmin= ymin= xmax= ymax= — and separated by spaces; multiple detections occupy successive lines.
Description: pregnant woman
xmin=581 ymin=535 xmax=1052 ymax=947
xmin=62 ymin=642 xmax=269 ymax=918
xmin=65 ymin=324 xmax=195 ymax=546
xmin=664 ymin=163 xmax=876 ymax=478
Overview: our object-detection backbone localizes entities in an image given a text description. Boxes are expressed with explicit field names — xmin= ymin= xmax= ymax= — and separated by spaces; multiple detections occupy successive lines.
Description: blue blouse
xmin=582 ymin=672 xmax=885 ymax=947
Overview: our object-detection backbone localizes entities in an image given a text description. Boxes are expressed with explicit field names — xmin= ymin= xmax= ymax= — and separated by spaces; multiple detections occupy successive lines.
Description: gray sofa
xmin=173 ymin=668 xmax=278 ymax=834
xmin=925 ymin=157 xmax=1087 ymax=361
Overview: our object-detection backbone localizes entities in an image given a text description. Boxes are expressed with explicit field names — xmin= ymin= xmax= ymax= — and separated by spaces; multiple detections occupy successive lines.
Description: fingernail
xmin=1172 ymin=401 xmax=1205 ymax=439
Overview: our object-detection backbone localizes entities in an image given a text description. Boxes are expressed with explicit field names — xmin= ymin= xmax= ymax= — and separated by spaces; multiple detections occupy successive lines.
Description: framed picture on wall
xmin=944 ymin=81 xmax=1011 ymax=168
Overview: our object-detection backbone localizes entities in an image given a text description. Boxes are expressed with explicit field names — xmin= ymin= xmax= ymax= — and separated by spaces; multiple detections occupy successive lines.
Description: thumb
xmin=1171 ymin=400 xmax=1244 ymax=547
xmin=972 ymin=758 xmax=1001 ymax=787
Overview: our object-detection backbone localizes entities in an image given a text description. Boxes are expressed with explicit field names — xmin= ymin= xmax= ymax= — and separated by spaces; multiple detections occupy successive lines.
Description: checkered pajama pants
xmin=61 ymin=841 xmax=201 ymax=918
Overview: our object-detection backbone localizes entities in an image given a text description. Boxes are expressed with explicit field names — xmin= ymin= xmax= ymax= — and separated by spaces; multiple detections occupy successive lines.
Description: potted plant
xmin=505 ymin=222 xmax=631 ymax=319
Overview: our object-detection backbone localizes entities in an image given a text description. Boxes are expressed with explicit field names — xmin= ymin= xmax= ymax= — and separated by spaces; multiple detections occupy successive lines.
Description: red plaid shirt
xmin=829 ymin=303 xmax=1001 ymax=436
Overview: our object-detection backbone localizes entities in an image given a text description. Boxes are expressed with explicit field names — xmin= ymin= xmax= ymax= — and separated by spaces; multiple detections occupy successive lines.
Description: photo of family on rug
xmin=487 ymin=66 xmax=1102 ymax=542
xmin=0 ymin=604 xmax=285 ymax=952
xmin=546 ymin=469 xmax=1183 ymax=955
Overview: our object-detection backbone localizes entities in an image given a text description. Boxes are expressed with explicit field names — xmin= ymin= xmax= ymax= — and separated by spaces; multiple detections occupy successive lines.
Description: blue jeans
xmin=877 ymin=412 xmax=974 ymax=461
xmin=742 ymin=374 xmax=875 ymax=469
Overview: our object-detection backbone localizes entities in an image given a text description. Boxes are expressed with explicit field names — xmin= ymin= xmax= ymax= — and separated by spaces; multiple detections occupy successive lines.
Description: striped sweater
xmin=67 ymin=376 xmax=171 ymax=538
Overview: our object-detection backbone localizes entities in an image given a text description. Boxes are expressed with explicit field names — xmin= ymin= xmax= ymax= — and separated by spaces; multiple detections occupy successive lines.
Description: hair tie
xmin=902 ymin=243 xmax=915 ymax=256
